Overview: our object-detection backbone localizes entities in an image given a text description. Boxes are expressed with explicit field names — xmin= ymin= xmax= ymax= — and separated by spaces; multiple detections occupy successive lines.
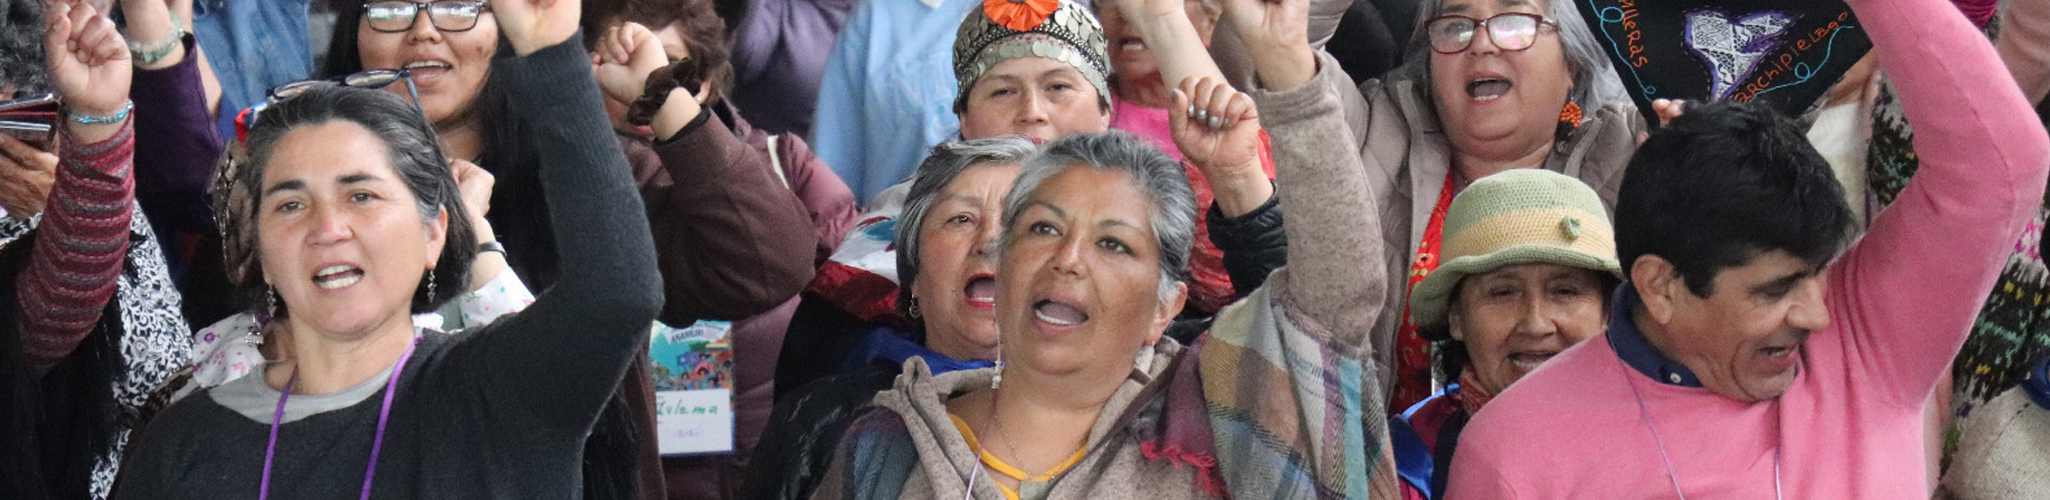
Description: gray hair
xmin=228 ymin=85 xmax=476 ymax=318
xmin=997 ymin=131 xmax=1194 ymax=304
xmin=1390 ymin=0 xmax=1629 ymax=121
xmin=896 ymin=136 xmax=1042 ymax=316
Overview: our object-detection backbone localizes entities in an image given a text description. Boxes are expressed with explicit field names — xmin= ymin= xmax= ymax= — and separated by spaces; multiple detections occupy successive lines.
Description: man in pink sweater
xmin=1442 ymin=0 xmax=2050 ymax=496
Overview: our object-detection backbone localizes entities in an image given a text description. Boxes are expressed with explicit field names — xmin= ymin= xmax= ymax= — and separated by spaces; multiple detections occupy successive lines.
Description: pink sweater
xmin=1441 ymin=0 xmax=2050 ymax=496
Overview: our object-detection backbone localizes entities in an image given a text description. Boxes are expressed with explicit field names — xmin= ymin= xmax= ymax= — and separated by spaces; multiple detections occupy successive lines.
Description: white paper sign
xmin=653 ymin=388 xmax=735 ymax=455
xmin=650 ymin=321 xmax=736 ymax=455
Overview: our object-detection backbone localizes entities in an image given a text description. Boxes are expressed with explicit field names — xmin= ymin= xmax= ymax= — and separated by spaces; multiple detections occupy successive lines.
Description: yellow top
xmin=949 ymin=413 xmax=1088 ymax=500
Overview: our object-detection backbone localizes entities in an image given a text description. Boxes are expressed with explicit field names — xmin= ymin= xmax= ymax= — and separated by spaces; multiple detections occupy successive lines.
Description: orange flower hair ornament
xmin=983 ymin=0 xmax=1059 ymax=31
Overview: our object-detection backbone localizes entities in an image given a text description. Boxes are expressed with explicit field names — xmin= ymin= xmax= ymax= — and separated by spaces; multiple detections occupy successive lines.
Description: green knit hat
xmin=1408 ymin=169 xmax=1621 ymax=334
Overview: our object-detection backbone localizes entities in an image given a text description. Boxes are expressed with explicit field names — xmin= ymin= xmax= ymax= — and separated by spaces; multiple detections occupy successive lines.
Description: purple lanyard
xmin=259 ymin=336 xmax=421 ymax=500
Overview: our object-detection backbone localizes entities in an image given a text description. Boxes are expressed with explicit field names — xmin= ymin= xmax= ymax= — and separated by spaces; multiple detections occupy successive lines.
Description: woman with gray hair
xmin=747 ymin=136 xmax=1037 ymax=500
xmin=1117 ymin=0 xmax=1643 ymax=409
xmin=811 ymin=127 xmax=1401 ymax=499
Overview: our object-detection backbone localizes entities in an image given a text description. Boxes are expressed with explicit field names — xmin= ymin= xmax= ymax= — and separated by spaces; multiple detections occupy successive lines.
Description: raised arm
xmin=1833 ymin=0 xmax=2050 ymax=405
xmin=124 ymin=0 xmax=223 ymax=235
xmin=594 ymin=21 xmax=818 ymax=323
xmin=461 ymin=0 xmax=663 ymax=429
xmin=19 ymin=0 xmax=135 ymax=372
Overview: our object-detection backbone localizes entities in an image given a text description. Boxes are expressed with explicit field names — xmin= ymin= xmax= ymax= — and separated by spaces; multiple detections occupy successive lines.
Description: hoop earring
xmin=907 ymin=298 xmax=922 ymax=319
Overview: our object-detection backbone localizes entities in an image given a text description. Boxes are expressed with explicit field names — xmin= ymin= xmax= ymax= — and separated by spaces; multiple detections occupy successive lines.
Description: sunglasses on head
xmin=234 ymin=69 xmax=423 ymax=143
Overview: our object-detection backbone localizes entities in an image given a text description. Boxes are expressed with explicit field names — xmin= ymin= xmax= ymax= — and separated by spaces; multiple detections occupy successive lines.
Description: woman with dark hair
xmin=585 ymin=0 xmax=860 ymax=495
xmin=319 ymin=1 xmax=821 ymax=498
xmin=112 ymin=1 xmax=664 ymax=496
xmin=1391 ymin=169 xmax=1619 ymax=499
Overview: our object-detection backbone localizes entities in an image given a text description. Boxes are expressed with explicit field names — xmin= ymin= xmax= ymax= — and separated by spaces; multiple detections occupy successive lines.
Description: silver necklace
xmin=1616 ymin=354 xmax=1784 ymax=500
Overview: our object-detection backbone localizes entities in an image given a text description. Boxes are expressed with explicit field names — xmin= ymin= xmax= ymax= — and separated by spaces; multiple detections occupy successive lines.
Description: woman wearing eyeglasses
xmin=112 ymin=0 xmax=664 ymax=497
xmin=1135 ymin=0 xmax=1644 ymax=410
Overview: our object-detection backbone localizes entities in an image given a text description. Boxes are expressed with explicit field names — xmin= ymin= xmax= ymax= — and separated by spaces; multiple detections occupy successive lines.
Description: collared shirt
xmin=810 ymin=0 xmax=979 ymax=203
xmin=1605 ymin=283 xmax=1703 ymax=387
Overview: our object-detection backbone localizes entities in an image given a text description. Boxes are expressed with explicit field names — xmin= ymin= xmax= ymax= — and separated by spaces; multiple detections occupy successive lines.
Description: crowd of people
xmin=0 ymin=0 xmax=2046 ymax=498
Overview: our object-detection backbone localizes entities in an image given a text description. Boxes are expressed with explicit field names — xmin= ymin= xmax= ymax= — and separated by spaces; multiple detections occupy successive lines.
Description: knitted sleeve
xmin=19 ymin=121 xmax=136 ymax=371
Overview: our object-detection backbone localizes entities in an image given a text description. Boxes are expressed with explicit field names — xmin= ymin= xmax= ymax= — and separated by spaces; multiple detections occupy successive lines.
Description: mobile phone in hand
xmin=0 ymin=94 xmax=60 ymax=149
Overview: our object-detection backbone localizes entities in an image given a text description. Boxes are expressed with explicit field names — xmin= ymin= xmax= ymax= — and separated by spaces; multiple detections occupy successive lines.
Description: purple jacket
xmin=726 ymin=0 xmax=859 ymax=138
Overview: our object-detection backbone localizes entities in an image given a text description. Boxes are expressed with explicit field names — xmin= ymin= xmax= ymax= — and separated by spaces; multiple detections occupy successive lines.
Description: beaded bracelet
xmin=127 ymin=12 xmax=186 ymax=67
xmin=68 ymin=101 xmax=134 ymax=126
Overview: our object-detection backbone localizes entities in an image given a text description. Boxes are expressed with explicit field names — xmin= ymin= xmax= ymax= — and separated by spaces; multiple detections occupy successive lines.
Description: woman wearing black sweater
xmin=112 ymin=0 xmax=662 ymax=497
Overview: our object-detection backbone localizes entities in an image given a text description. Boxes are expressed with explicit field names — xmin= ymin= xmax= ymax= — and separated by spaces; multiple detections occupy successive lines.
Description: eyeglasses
xmin=1424 ymin=13 xmax=1559 ymax=54
xmin=234 ymin=69 xmax=422 ymax=142
xmin=362 ymin=1 xmax=491 ymax=33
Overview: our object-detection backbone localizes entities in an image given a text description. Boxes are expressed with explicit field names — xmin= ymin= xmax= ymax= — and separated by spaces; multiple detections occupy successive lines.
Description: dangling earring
xmin=425 ymin=270 xmax=438 ymax=301
xmin=265 ymin=286 xmax=281 ymax=318
xmin=1556 ymin=101 xmax=1584 ymax=143
xmin=991 ymin=340 xmax=1005 ymax=390
xmin=907 ymin=298 xmax=922 ymax=319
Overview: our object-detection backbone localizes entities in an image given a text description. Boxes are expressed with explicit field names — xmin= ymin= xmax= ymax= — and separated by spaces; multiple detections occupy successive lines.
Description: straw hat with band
xmin=952 ymin=0 xmax=1112 ymax=114
xmin=1407 ymin=169 xmax=1621 ymax=338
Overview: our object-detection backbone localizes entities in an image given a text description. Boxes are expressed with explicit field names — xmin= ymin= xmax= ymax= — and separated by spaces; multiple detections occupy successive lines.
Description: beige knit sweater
xmin=1246 ymin=50 xmax=1644 ymax=396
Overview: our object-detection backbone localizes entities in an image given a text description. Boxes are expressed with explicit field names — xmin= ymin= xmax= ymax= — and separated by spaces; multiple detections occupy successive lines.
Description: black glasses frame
xmin=1424 ymin=13 xmax=1560 ymax=54
xmin=361 ymin=1 xmax=493 ymax=34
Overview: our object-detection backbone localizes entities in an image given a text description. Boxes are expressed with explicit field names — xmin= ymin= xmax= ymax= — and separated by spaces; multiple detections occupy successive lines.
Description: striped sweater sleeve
xmin=20 ymin=121 xmax=136 ymax=371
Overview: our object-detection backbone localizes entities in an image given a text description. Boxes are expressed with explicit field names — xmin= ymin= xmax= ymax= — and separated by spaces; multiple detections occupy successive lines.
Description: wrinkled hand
xmin=1171 ymin=76 xmax=1261 ymax=180
xmin=0 ymin=136 xmax=58 ymax=216
xmin=592 ymin=22 xmax=671 ymax=104
xmin=45 ymin=0 xmax=131 ymax=120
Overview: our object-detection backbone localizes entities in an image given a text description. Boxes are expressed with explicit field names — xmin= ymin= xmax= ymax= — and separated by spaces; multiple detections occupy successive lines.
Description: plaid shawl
xmin=1198 ymin=275 xmax=1402 ymax=499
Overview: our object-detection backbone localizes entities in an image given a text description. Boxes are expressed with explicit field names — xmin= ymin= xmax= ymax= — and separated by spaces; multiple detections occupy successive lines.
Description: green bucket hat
xmin=1407 ymin=169 xmax=1622 ymax=335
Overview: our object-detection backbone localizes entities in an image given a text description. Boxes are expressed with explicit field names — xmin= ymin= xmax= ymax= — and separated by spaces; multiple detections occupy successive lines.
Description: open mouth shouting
xmin=964 ymin=274 xmax=997 ymax=311
xmin=313 ymin=264 xmax=366 ymax=290
xmin=1466 ymin=74 xmax=1514 ymax=102
xmin=1032 ymin=297 xmax=1090 ymax=330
